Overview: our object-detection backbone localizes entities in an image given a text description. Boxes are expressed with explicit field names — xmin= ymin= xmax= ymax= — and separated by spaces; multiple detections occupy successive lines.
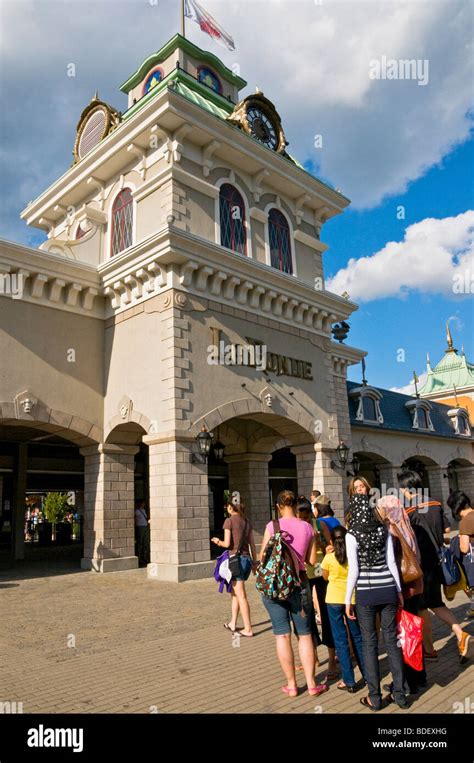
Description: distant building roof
xmin=347 ymin=380 xmax=471 ymax=439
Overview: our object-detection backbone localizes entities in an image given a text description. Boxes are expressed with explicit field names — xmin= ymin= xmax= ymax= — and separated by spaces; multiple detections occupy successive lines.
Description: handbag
xmin=390 ymin=524 xmax=423 ymax=584
xmin=228 ymin=519 xmax=248 ymax=578
xmin=396 ymin=608 xmax=423 ymax=671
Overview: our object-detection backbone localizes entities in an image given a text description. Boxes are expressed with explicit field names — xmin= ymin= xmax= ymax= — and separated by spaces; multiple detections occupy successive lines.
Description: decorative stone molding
xmin=0 ymin=241 xmax=102 ymax=317
xmin=119 ymin=396 xmax=133 ymax=421
xmin=14 ymin=390 xmax=38 ymax=418
xmin=260 ymin=387 xmax=274 ymax=408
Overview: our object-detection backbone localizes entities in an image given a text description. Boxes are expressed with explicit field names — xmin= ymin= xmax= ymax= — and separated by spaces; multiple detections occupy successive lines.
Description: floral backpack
xmin=256 ymin=520 xmax=301 ymax=600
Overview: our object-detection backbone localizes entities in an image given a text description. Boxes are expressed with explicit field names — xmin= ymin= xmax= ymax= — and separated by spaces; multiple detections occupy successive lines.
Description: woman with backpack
xmin=211 ymin=491 xmax=257 ymax=637
xmin=345 ymin=493 xmax=408 ymax=711
xmin=321 ymin=525 xmax=365 ymax=692
xmin=258 ymin=490 xmax=329 ymax=698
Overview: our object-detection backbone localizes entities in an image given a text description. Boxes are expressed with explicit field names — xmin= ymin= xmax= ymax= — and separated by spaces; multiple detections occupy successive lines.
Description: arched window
xmin=219 ymin=184 xmax=247 ymax=255
xmin=197 ymin=66 xmax=222 ymax=94
xmin=111 ymin=188 xmax=133 ymax=256
xmin=143 ymin=67 xmax=164 ymax=96
xmin=362 ymin=396 xmax=377 ymax=421
xmin=268 ymin=209 xmax=292 ymax=274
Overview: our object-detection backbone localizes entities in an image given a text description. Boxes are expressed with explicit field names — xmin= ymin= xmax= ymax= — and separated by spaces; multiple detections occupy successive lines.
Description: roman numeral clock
xmin=227 ymin=89 xmax=289 ymax=155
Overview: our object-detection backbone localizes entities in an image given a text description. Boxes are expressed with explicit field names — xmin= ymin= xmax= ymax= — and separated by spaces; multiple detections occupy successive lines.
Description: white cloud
xmin=326 ymin=210 xmax=474 ymax=301
xmin=390 ymin=370 xmax=428 ymax=396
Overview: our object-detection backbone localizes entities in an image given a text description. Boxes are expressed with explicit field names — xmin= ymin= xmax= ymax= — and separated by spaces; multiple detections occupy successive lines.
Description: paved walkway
xmin=0 ymin=561 xmax=472 ymax=714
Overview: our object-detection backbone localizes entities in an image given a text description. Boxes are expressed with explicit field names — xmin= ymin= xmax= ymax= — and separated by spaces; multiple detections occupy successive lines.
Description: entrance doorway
xmin=269 ymin=447 xmax=297 ymax=521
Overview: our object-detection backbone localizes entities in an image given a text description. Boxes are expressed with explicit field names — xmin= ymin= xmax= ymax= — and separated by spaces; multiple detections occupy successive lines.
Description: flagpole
xmin=181 ymin=0 xmax=185 ymax=37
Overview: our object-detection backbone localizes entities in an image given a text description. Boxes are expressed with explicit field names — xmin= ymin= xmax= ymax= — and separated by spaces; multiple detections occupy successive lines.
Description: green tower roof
xmin=419 ymin=324 xmax=474 ymax=395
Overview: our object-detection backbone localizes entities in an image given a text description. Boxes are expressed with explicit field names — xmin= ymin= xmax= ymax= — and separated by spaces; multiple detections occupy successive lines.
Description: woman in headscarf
xmin=345 ymin=494 xmax=407 ymax=711
xmin=376 ymin=495 xmax=426 ymax=696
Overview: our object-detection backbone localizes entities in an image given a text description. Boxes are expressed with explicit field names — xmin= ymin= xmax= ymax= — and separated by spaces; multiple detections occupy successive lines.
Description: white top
xmin=345 ymin=532 xmax=401 ymax=606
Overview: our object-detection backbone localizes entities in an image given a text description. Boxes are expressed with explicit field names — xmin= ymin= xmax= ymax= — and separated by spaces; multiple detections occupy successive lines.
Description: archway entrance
xmin=0 ymin=424 xmax=85 ymax=570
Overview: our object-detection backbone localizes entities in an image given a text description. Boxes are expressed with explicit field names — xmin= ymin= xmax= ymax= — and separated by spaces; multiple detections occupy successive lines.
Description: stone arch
xmin=0 ymin=400 xmax=101 ymax=446
xmin=104 ymin=404 xmax=152 ymax=445
xmin=399 ymin=446 xmax=440 ymax=466
xmin=192 ymin=396 xmax=317 ymax=445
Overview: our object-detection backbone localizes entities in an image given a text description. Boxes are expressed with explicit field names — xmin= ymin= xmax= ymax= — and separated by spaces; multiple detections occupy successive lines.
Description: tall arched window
xmin=219 ymin=184 xmax=247 ymax=255
xmin=111 ymin=188 xmax=133 ymax=256
xmin=268 ymin=208 xmax=292 ymax=274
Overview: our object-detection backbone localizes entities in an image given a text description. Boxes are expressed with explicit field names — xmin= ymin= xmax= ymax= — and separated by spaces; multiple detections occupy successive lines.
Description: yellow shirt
xmin=321 ymin=552 xmax=355 ymax=604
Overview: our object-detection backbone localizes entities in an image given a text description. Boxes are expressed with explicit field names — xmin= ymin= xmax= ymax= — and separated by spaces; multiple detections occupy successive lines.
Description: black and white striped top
xmin=345 ymin=533 xmax=401 ymax=606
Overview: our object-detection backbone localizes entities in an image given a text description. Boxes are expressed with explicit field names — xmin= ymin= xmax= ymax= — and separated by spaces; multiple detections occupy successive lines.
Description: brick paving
xmin=0 ymin=561 xmax=472 ymax=714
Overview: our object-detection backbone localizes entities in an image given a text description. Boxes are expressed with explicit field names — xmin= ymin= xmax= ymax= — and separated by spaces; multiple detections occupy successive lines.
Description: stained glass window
xmin=268 ymin=209 xmax=292 ymax=274
xmin=219 ymin=184 xmax=247 ymax=256
xmin=197 ymin=67 xmax=222 ymax=94
xmin=111 ymin=188 xmax=133 ymax=256
xmin=143 ymin=67 xmax=163 ymax=96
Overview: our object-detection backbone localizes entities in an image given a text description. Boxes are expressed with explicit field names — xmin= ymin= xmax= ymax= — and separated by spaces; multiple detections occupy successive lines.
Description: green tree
xmin=42 ymin=492 xmax=69 ymax=541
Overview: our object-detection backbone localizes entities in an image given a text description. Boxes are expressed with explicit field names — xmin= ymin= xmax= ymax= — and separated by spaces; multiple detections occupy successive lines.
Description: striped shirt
xmin=345 ymin=533 xmax=401 ymax=607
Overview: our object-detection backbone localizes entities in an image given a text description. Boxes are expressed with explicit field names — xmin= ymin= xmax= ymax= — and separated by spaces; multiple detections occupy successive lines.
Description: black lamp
xmin=213 ymin=427 xmax=225 ymax=462
xmin=335 ymin=441 xmax=350 ymax=467
xmin=193 ymin=426 xmax=213 ymax=464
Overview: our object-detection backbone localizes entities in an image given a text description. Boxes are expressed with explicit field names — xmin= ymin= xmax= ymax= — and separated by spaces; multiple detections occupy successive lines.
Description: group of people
xmin=212 ymin=473 xmax=473 ymax=710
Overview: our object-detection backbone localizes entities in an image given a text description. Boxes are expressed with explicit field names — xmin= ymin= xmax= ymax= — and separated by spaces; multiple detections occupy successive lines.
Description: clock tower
xmin=18 ymin=33 xmax=364 ymax=580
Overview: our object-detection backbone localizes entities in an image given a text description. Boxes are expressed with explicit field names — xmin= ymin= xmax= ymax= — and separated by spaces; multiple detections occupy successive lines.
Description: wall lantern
xmin=213 ymin=427 xmax=225 ymax=462
xmin=331 ymin=441 xmax=359 ymax=476
xmin=192 ymin=426 xmax=213 ymax=464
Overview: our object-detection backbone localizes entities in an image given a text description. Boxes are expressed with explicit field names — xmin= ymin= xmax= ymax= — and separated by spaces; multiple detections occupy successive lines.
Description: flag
xmin=184 ymin=0 xmax=235 ymax=51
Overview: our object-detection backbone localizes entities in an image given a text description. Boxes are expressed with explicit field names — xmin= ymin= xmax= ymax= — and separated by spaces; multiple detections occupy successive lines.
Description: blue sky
xmin=321 ymin=138 xmax=474 ymax=390
xmin=1 ymin=0 xmax=473 ymax=393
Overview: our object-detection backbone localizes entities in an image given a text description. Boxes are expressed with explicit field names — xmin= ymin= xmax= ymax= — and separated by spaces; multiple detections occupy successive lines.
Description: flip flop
xmin=308 ymin=684 xmax=329 ymax=696
xmin=223 ymin=623 xmax=237 ymax=632
xmin=281 ymin=685 xmax=298 ymax=697
xmin=360 ymin=696 xmax=380 ymax=712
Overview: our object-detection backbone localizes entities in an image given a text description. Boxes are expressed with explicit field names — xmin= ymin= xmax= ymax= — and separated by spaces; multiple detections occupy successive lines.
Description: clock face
xmin=246 ymin=107 xmax=279 ymax=150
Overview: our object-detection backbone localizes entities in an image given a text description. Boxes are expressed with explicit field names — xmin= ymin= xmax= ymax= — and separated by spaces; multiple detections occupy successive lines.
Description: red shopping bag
xmin=396 ymin=608 xmax=423 ymax=671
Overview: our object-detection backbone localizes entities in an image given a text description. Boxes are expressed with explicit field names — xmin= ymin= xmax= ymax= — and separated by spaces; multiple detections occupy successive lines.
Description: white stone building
xmin=1 ymin=35 xmax=472 ymax=580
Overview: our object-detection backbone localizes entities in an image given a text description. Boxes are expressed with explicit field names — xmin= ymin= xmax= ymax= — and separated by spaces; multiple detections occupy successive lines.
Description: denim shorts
xmin=261 ymin=584 xmax=312 ymax=636
xmin=234 ymin=555 xmax=252 ymax=581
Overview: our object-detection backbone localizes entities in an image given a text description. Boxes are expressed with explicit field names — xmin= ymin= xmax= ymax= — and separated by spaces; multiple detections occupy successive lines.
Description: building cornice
xmin=98 ymin=225 xmax=360 ymax=337
xmin=0 ymin=239 xmax=102 ymax=317
xmin=20 ymin=82 xmax=349 ymax=233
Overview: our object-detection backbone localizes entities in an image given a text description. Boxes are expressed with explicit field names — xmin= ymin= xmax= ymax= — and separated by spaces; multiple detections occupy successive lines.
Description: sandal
xmin=308 ymin=684 xmax=329 ymax=696
xmin=337 ymin=681 xmax=356 ymax=693
xmin=423 ymin=649 xmax=438 ymax=659
xmin=281 ymin=685 xmax=298 ymax=697
xmin=223 ymin=623 xmax=237 ymax=632
xmin=360 ymin=696 xmax=380 ymax=712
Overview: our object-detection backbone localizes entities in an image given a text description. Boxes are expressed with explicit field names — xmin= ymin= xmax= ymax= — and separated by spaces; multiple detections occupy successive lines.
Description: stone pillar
xmin=13 ymin=443 xmax=27 ymax=561
xmin=292 ymin=444 xmax=346 ymax=519
xmin=80 ymin=443 xmax=139 ymax=573
xmin=226 ymin=453 xmax=272 ymax=541
xmin=455 ymin=465 xmax=474 ymax=498
xmin=377 ymin=464 xmax=401 ymax=496
xmin=146 ymin=436 xmax=211 ymax=582
xmin=426 ymin=465 xmax=451 ymax=508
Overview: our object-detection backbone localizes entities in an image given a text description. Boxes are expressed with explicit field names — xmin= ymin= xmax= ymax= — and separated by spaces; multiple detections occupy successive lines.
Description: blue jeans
xmin=262 ymin=584 xmax=312 ymax=636
xmin=356 ymin=603 xmax=405 ymax=709
xmin=234 ymin=555 xmax=252 ymax=581
xmin=327 ymin=604 xmax=365 ymax=687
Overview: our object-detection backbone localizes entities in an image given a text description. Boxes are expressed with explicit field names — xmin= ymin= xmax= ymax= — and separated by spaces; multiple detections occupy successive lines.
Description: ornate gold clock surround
xmin=226 ymin=90 xmax=288 ymax=154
